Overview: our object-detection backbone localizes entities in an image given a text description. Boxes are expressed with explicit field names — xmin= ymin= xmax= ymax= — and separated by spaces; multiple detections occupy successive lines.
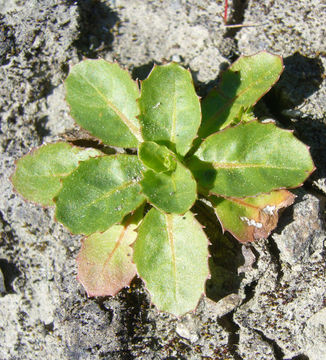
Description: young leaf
xmin=138 ymin=141 xmax=177 ymax=173
xmin=140 ymin=162 xmax=197 ymax=214
xmin=76 ymin=206 xmax=144 ymax=296
xmin=209 ymin=190 xmax=295 ymax=243
xmin=55 ymin=155 xmax=145 ymax=235
xmin=65 ymin=59 xmax=142 ymax=148
xmin=133 ymin=208 xmax=209 ymax=316
xmin=189 ymin=121 xmax=314 ymax=198
xmin=138 ymin=63 xmax=201 ymax=156
xmin=198 ymin=51 xmax=283 ymax=138
xmin=11 ymin=142 xmax=101 ymax=206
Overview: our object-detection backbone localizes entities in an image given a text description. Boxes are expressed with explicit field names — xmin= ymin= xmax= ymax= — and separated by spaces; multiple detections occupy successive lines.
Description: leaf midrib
xmin=166 ymin=214 xmax=177 ymax=301
xmin=207 ymin=68 xmax=278 ymax=127
xmin=212 ymin=162 xmax=303 ymax=170
xmin=79 ymin=73 xmax=143 ymax=142
xmin=170 ymin=78 xmax=177 ymax=144
xmin=79 ymin=180 xmax=138 ymax=210
xmin=102 ymin=226 xmax=127 ymax=272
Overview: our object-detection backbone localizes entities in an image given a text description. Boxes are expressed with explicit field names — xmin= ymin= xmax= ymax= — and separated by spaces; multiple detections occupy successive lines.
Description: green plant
xmin=12 ymin=52 xmax=314 ymax=316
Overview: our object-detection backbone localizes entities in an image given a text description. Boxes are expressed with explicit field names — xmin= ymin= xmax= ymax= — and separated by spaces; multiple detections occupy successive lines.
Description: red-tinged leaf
xmin=209 ymin=190 xmax=295 ymax=243
xmin=77 ymin=222 xmax=138 ymax=297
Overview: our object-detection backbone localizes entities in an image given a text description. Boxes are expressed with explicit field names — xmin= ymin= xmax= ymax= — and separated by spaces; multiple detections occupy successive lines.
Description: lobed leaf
xmin=138 ymin=141 xmax=177 ymax=173
xmin=198 ymin=51 xmax=283 ymax=138
xmin=189 ymin=121 xmax=314 ymax=198
xmin=133 ymin=208 xmax=209 ymax=316
xmin=65 ymin=59 xmax=142 ymax=148
xmin=55 ymin=155 xmax=145 ymax=235
xmin=11 ymin=142 xmax=101 ymax=206
xmin=76 ymin=207 xmax=145 ymax=296
xmin=140 ymin=162 xmax=197 ymax=214
xmin=210 ymin=190 xmax=295 ymax=243
xmin=138 ymin=63 xmax=201 ymax=156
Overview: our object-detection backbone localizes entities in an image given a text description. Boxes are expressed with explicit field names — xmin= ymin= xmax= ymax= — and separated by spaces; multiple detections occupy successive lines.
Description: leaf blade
xmin=77 ymin=214 xmax=141 ymax=296
xmin=198 ymin=52 xmax=283 ymax=138
xmin=189 ymin=121 xmax=314 ymax=197
xmin=133 ymin=208 xmax=209 ymax=316
xmin=55 ymin=155 xmax=145 ymax=235
xmin=139 ymin=63 xmax=201 ymax=156
xmin=65 ymin=59 xmax=142 ymax=147
xmin=11 ymin=142 xmax=101 ymax=206
xmin=210 ymin=190 xmax=295 ymax=243
xmin=138 ymin=141 xmax=177 ymax=173
xmin=140 ymin=162 xmax=197 ymax=214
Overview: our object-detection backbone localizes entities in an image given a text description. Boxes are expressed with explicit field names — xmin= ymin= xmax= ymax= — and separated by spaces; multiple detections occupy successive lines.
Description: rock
xmin=236 ymin=0 xmax=326 ymax=57
xmin=0 ymin=268 xmax=6 ymax=294
xmin=235 ymin=190 xmax=326 ymax=358
xmin=108 ymin=0 xmax=230 ymax=83
xmin=303 ymin=307 xmax=326 ymax=360
xmin=0 ymin=0 xmax=325 ymax=358
xmin=272 ymin=190 xmax=324 ymax=264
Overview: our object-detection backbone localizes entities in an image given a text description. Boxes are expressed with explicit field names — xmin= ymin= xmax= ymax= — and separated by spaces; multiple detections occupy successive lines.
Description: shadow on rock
xmin=74 ymin=0 xmax=119 ymax=58
xmin=277 ymin=52 xmax=324 ymax=108
xmin=0 ymin=258 xmax=21 ymax=294
xmin=192 ymin=200 xmax=245 ymax=303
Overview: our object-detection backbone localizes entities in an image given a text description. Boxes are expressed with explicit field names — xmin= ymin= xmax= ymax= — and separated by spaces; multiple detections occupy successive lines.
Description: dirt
xmin=0 ymin=1 xmax=325 ymax=359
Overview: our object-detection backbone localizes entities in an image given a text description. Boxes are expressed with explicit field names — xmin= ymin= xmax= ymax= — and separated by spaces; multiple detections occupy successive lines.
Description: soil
xmin=0 ymin=1 xmax=325 ymax=359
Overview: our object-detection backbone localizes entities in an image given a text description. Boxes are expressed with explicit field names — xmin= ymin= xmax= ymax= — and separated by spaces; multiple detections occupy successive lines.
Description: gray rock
xmin=273 ymin=190 xmax=325 ymax=264
xmin=235 ymin=191 xmax=326 ymax=359
xmin=236 ymin=0 xmax=326 ymax=57
xmin=0 ymin=267 xmax=5 ymax=294
xmin=0 ymin=0 xmax=325 ymax=359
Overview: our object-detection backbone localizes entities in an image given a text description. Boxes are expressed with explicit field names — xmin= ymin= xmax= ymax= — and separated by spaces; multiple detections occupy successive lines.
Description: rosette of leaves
xmin=12 ymin=52 xmax=314 ymax=316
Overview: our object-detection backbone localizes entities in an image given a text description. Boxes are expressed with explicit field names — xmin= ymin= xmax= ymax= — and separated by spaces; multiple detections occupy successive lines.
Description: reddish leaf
xmin=77 ymin=222 xmax=138 ymax=296
xmin=210 ymin=190 xmax=295 ymax=243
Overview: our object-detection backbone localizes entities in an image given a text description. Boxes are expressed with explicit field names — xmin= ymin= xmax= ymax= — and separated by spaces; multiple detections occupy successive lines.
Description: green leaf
xmin=210 ymin=190 xmax=295 ymax=243
xmin=11 ymin=142 xmax=101 ymax=206
xmin=65 ymin=59 xmax=142 ymax=148
xmin=189 ymin=121 xmax=315 ymax=197
xmin=55 ymin=155 xmax=145 ymax=235
xmin=138 ymin=63 xmax=201 ymax=156
xmin=140 ymin=162 xmax=197 ymax=214
xmin=133 ymin=208 xmax=209 ymax=316
xmin=198 ymin=52 xmax=283 ymax=138
xmin=232 ymin=106 xmax=255 ymax=126
xmin=76 ymin=206 xmax=144 ymax=296
xmin=138 ymin=141 xmax=177 ymax=173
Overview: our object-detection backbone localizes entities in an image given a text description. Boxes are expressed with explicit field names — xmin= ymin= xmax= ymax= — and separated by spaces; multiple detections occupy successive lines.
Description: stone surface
xmin=0 ymin=0 xmax=325 ymax=359
xmin=235 ymin=191 xmax=326 ymax=359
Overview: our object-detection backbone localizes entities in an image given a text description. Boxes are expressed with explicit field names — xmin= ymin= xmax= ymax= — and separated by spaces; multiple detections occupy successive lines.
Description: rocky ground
xmin=0 ymin=0 xmax=325 ymax=359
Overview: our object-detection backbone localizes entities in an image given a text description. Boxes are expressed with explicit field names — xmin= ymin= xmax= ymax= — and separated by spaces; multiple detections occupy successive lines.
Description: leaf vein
xmin=79 ymin=73 xmax=143 ymax=142
xmin=166 ymin=214 xmax=177 ymax=301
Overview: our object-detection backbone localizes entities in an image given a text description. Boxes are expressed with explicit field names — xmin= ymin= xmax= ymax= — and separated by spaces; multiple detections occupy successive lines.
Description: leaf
xmin=189 ymin=121 xmax=314 ymax=198
xmin=198 ymin=52 xmax=283 ymax=138
xmin=11 ymin=142 xmax=101 ymax=206
xmin=133 ymin=208 xmax=209 ymax=316
xmin=55 ymin=155 xmax=145 ymax=235
xmin=140 ymin=162 xmax=197 ymax=214
xmin=65 ymin=59 xmax=142 ymax=148
xmin=209 ymin=190 xmax=295 ymax=243
xmin=138 ymin=141 xmax=177 ymax=173
xmin=76 ymin=206 xmax=145 ymax=296
xmin=138 ymin=63 xmax=201 ymax=156
xmin=232 ymin=106 xmax=255 ymax=126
